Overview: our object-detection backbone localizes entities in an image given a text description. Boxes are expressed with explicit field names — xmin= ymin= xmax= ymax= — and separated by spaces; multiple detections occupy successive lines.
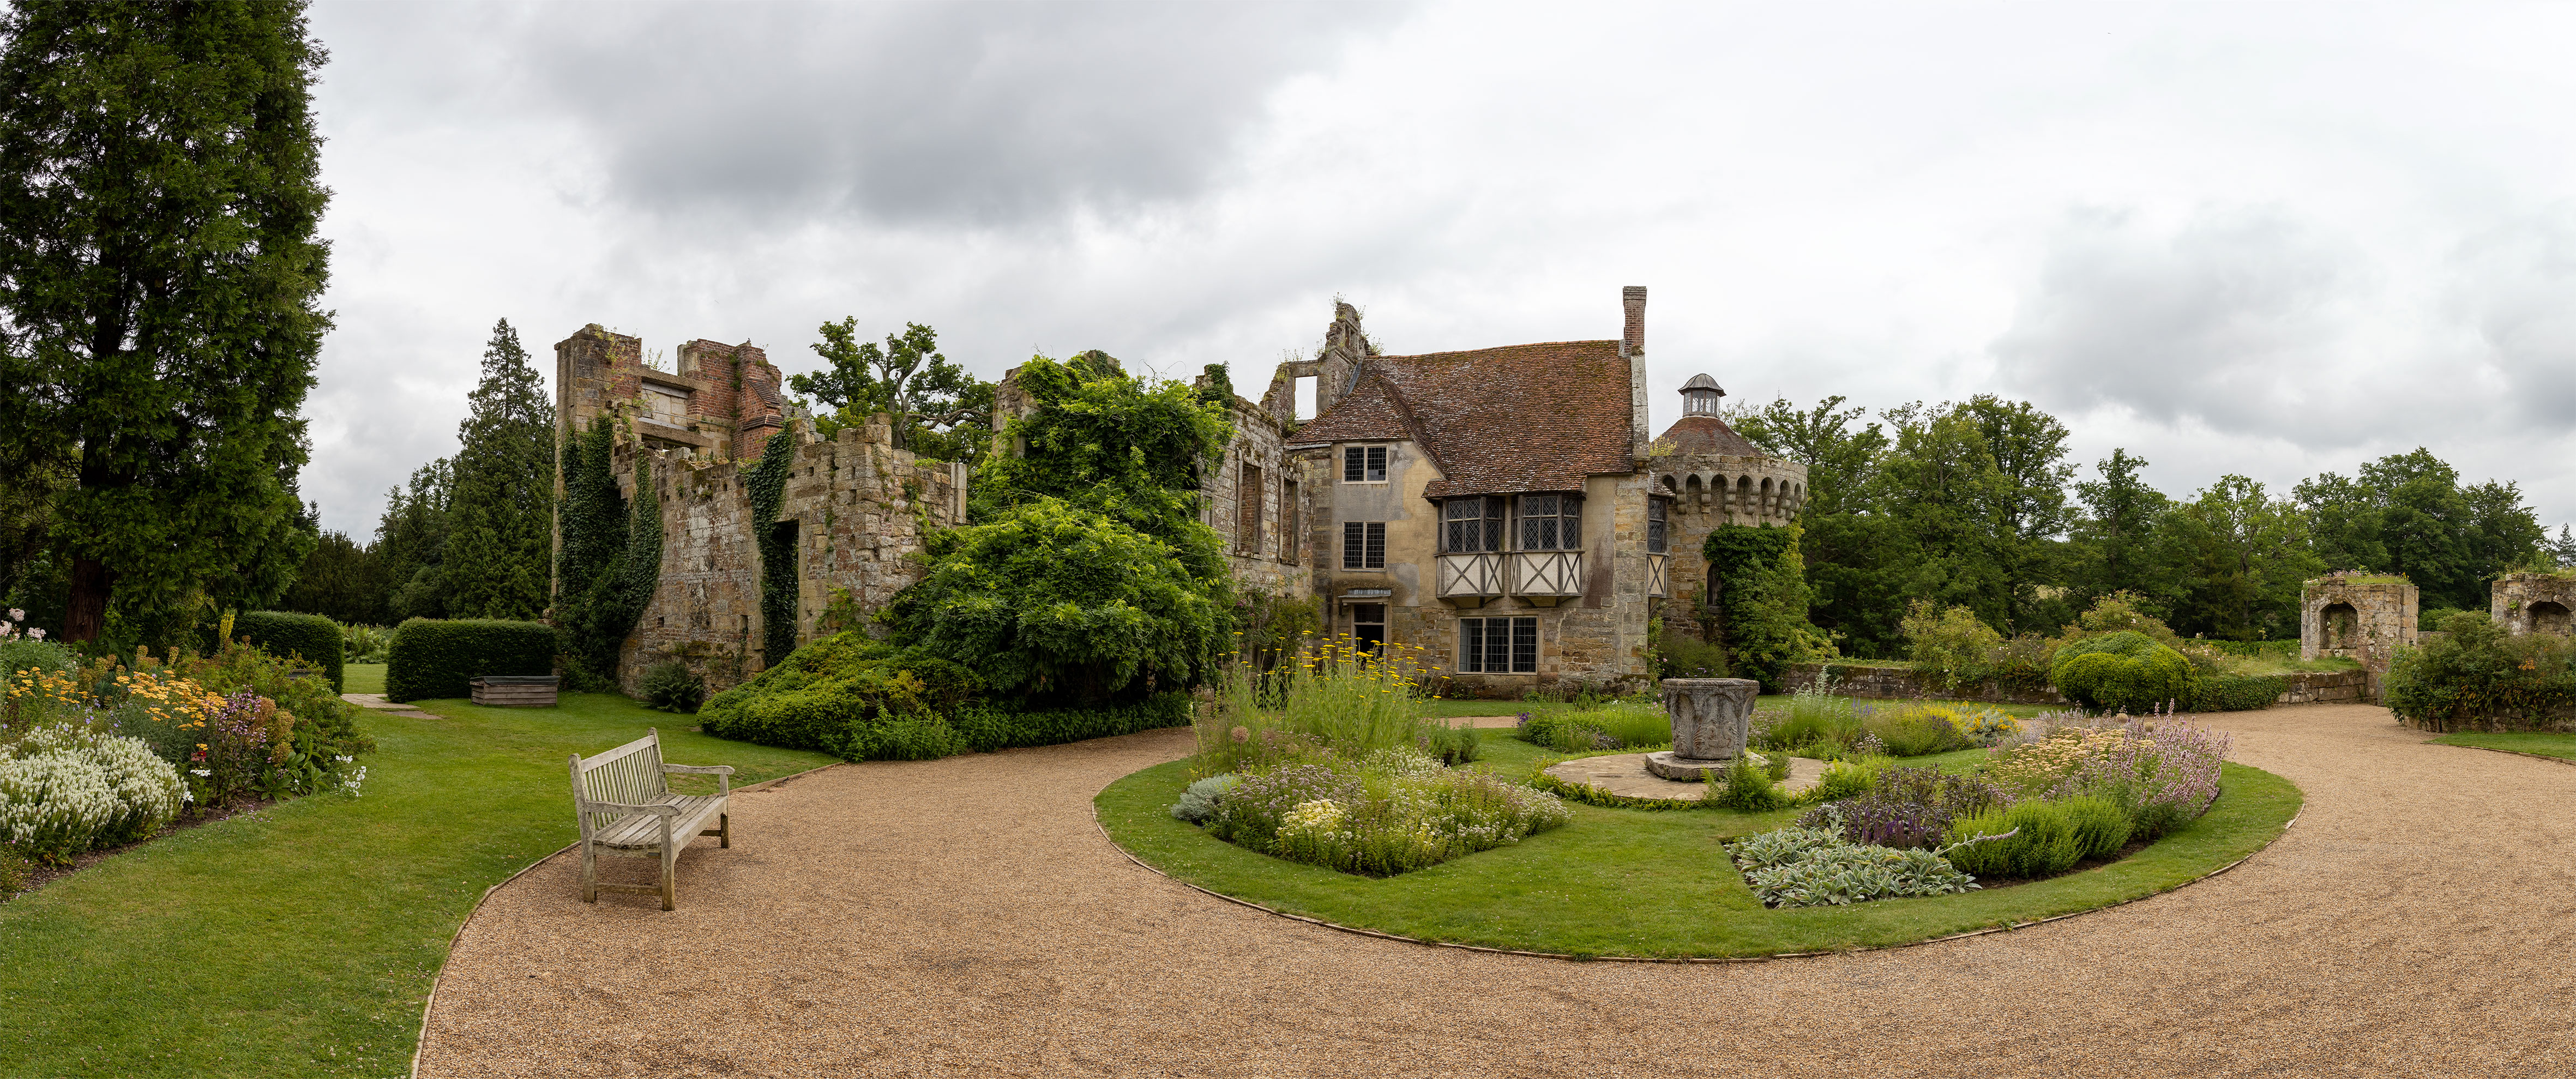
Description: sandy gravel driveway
xmin=417 ymin=704 xmax=2576 ymax=1078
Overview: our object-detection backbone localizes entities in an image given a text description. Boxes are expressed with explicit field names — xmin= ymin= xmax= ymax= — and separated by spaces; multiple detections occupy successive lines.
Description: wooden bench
xmin=568 ymin=728 xmax=732 ymax=910
xmin=473 ymin=675 xmax=559 ymax=707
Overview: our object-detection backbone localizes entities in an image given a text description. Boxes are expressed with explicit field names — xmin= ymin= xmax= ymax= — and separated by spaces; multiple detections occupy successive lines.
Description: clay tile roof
xmin=1652 ymin=414 xmax=1761 ymax=456
xmin=1286 ymin=340 xmax=1635 ymax=497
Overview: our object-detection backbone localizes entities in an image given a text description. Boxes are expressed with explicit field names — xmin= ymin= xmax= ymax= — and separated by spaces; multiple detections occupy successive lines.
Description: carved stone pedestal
xmin=1644 ymin=677 xmax=1760 ymax=782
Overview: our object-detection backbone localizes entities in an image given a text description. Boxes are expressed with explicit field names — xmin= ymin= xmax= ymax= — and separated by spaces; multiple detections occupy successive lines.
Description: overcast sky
xmin=304 ymin=1 xmax=2576 ymax=537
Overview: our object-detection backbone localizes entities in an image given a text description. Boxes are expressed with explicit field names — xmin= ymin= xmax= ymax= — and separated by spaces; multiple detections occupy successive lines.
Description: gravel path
xmin=418 ymin=704 xmax=2576 ymax=1077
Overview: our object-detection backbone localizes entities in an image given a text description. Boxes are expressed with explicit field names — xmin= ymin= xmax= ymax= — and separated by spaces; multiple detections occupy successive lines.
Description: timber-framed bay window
xmin=1516 ymin=493 xmax=1582 ymax=550
xmin=1508 ymin=493 xmax=1584 ymax=600
xmin=1436 ymin=497 xmax=1506 ymax=599
xmin=1459 ymin=616 xmax=1538 ymax=673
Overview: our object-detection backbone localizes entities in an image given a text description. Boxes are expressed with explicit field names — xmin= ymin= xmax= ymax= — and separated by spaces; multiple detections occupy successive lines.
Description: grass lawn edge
xmin=1096 ymin=759 xmax=2302 ymax=962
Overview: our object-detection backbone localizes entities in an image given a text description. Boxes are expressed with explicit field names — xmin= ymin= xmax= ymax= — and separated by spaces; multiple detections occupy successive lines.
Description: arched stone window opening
xmin=1684 ymin=473 xmax=1704 ymax=509
xmin=2531 ymin=601 xmax=2572 ymax=636
xmin=2320 ymin=602 xmax=2360 ymax=652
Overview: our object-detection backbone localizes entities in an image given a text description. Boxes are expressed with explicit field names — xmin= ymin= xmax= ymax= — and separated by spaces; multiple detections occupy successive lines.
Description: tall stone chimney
xmin=1624 ymin=286 xmax=1649 ymax=464
xmin=1621 ymin=286 xmax=1647 ymax=357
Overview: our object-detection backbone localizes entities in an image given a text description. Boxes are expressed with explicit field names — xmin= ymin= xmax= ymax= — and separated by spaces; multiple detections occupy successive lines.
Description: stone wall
xmin=1778 ymin=663 xmax=2065 ymax=706
xmin=2491 ymin=572 xmax=2576 ymax=636
xmin=1782 ymin=663 xmax=2374 ymax=709
xmin=606 ymin=418 xmax=966 ymax=697
xmin=2300 ymin=575 xmax=2418 ymax=673
xmin=1201 ymin=394 xmax=1314 ymax=599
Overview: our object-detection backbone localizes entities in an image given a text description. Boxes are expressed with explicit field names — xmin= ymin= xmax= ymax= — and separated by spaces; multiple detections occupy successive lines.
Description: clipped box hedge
xmin=385 ymin=618 xmax=557 ymax=703
xmin=234 ymin=611 xmax=345 ymax=693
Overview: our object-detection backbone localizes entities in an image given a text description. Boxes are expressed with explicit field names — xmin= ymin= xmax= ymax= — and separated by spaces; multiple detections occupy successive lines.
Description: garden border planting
xmin=1097 ymin=758 xmax=2301 ymax=960
xmin=1093 ymin=797 xmax=2298 ymax=965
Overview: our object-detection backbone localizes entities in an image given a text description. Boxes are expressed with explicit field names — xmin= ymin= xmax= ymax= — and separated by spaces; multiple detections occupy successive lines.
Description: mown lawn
xmin=1099 ymin=732 xmax=2300 ymax=959
xmin=2426 ymin=731 xmax=2576 ymax=763
xmin=343 ymin=661 xmax=386 ymax=695
xmin=0 ymin=691 xmax=836 ymax=1078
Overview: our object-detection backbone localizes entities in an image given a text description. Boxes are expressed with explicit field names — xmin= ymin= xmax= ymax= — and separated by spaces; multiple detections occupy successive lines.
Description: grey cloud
xmin=500 ymin=2 xmax=1411 ymax=228
xmin=2453 ymin=212 xmax=2576 ymax=427
xmin=1989 ymin=205 xmax=2363 ymax=439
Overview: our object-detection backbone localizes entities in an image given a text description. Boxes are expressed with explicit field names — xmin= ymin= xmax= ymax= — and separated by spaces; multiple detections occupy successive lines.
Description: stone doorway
xmin=2530 ymin=601 xmax=2572 ymax=636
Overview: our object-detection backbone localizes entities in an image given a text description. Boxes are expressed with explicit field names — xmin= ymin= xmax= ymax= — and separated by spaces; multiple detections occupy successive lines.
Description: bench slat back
xmin=571 ymin=730 xmax=669 ymax=834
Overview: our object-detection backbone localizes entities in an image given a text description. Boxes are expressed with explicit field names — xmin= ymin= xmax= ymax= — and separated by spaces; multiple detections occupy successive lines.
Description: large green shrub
xmin=886 ymin=497 xmax=1227 ymax=703
xmin=2049 ymin=631 xmax=2196 ymax=714
xmin=233 ymin=611 xmax=343 ymax=693
xmin=2384 ymin=611 xmax=2576 ymax=731
xmin=1901 ymin=601 xmax=2001 ymax=692
xmin=384 ymin=618 xmax=555 ymax=702
xmin=699 ymin=629 xmax=1191 ymax=761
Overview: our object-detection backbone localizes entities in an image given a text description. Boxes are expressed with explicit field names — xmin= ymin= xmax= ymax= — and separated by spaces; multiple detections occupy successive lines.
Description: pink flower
xmin=26 ymin=629 xmax=40 ymax=640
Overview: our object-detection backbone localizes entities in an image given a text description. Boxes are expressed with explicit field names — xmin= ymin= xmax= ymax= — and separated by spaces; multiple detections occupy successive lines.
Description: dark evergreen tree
xmin=0 ymin=1 xmax=332 ymax=644
xmin=377 ymin=460 xmax=453 ymax=621
xmin=442 ymin=319 xmax=555 ymax=620
xmin=278 ymin=525 xmax=388 ymax=626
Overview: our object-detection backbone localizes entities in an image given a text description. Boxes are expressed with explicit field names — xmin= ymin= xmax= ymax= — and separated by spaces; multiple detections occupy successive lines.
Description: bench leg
xmin=660 ymin=843 xmax=677 ymax=912
xmin=719 ymin=812 xmax=730 ymax=849
xmin=580 ymin=842 xmax=598 ymax=903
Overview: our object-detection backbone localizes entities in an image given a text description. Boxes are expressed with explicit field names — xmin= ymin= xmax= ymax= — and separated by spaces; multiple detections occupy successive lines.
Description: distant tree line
xmin=1730 ymin=395 xmax=2560 ymax=657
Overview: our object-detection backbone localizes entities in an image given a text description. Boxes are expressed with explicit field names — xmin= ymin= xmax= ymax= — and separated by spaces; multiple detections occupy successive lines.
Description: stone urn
xmin=1645 ymin=677 xmax=1760 ymax=782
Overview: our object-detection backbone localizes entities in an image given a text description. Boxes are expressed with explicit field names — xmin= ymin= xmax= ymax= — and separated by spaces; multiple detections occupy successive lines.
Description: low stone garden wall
xmin=1779 ymin=663 xmax=2064 ymax=706
xmin=1782 ymin=663 xmax=2376 ymax=709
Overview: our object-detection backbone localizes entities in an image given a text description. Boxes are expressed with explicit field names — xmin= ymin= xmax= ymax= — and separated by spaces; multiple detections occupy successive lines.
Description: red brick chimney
xmin=1622 ymin=286 xmax=1646 ymax=357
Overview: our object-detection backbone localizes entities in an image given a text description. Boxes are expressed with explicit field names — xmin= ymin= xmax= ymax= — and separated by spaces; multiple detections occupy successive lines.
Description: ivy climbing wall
xmin=607 ymin=414 xmax=967 ymax=696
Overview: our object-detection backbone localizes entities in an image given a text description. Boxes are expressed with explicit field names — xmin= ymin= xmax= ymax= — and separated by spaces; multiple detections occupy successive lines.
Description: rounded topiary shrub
xmin=234 ymin=611 xmax=345 ymax=694
xmin=2049 ymin=630 xmax=2197 ymax=715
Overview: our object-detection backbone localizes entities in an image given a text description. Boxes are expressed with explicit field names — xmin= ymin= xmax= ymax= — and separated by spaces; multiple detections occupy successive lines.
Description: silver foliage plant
xmin=1170 ymin=774 xmax=1237 ymax=823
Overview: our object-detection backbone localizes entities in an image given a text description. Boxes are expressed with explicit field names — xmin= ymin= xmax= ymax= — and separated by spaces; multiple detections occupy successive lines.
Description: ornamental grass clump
xmin=1195 ymin=638 xmax=1451 ymax=774
xmin=1203 ymin=756 xmax=1569 ymax=876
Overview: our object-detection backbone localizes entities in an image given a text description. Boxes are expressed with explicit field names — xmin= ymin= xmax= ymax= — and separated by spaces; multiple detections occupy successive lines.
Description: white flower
xmin=5 ymin=608 xmax=20 ymax=621
xmin=190 ymin=769 xmax=211 ymax=777
xmin=26 ymin=629 xmax=40 ymax=641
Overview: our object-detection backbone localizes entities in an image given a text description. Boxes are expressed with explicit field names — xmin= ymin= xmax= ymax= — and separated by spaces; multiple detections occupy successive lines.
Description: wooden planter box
xmin=471 ymin=675 xmax=559 ymax=708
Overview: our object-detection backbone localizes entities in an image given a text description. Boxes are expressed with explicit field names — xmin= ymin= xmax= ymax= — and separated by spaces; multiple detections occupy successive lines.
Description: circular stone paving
xmin=1544 ymin=750 xmax=1827 ymax=798
xmin=417 ymin=705 xmax=2576 ymax=1078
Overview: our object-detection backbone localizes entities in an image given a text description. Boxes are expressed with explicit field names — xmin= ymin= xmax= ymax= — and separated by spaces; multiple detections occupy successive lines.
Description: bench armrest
xmin=663 ymin=762 xmax=732 ymax=797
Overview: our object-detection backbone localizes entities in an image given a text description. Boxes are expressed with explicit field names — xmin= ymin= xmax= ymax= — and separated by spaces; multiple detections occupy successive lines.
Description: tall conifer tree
xmin=0 ymin=2 xmax=332 ymax=643
xmin=443 ymin=319 xmax=555 ymax=619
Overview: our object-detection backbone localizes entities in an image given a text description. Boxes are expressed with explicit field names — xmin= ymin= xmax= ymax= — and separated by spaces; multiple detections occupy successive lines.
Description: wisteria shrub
xmin=1207 ymin=757 xmax=1570 ymax=876
xmin=0 ymin=722 xmax=184 ymax=863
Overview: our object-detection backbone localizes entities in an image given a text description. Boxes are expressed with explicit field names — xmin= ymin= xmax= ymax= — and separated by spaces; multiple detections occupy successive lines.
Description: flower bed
xmin=1194 ymin=750 xmax=1569 ymax=876
xmin=1727 ymin=714 xmax=2234 ymax=907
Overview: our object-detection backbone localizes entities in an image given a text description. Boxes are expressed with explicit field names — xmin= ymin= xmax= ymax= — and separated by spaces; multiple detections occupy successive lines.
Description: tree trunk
xmin=64 ymin=555 xmax=112 ymax=642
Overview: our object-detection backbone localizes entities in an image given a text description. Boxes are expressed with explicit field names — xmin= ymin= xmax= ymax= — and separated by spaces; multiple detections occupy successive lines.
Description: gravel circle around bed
xmin=416 ymin=704 xmax=2576 ymax=1078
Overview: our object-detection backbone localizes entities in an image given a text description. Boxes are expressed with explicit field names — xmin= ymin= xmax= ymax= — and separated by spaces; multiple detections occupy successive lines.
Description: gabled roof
xmin=1286 ymin=340 xmax=1636 ymax=497
xmin=1652 ymin=414 xmax=1761 ymax=456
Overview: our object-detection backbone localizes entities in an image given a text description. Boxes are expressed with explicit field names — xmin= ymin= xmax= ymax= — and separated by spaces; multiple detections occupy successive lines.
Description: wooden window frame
xmin=1342 ymin=445 xmax=1389 ymax=484
xmin=1459 ymin=616 xmax=1538 ymax=673
xmin=1342 ymin=521 xmax=1386 ymax=569
xmin=1516 ymin=493 xmax=1583 ymax=551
